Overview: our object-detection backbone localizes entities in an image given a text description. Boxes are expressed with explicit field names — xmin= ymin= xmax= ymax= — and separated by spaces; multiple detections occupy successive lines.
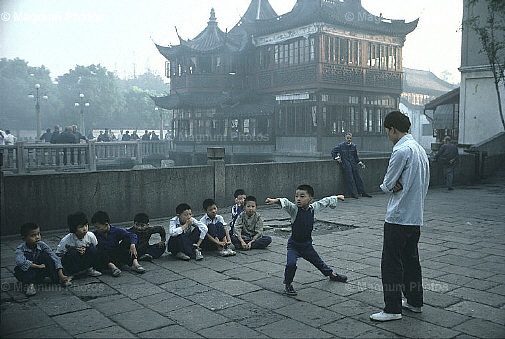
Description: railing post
xmin=87 ymin=141 xmax=97 ymax=171
xmin=207 ymin=147 xmax=225 ymax=204
xmin=136 ymin=140 xmax=142 ymax=164
xmin=16 ymin=142 xmax=25 ymax=174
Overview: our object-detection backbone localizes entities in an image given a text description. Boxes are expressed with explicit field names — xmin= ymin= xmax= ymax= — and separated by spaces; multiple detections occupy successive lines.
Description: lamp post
xmin=75 ymin=93 xmax=90 ymax=136
xmin=28 ymin=83 xmax=48 ymax=139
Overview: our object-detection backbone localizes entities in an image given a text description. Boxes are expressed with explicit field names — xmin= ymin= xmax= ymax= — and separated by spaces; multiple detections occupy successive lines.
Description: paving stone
xmin=198 ymin=321 xmax=266 ymax=338
xmin=238 ymin=289 xmax=298 ymax=310
xmin=138 ymin=324 xmax=203 ymax=338
xmin=275 ymin=301 xmax=344 ymax=327
xmin=178 ymin=267 xmax=230 ymax=284
xmin=321 ymin=317 xmax=377 ymax=338
xmin=142 ymin=292 xmax=194 ymax=313
xmin=110 ymin=308 xmax=174 ymax=333
xmin=453 ymin=318 xmax=505 ymax=338
xmin=70 ymin=281 xmax=118 ymax=300
xmin=52 ymin=309 xmax=116 ymax=335
xmin=256 ymin=318 xmax=333 ymax=338
xmin=446 ymin=300 xmax=505 ymax=325
xmin=113 ymin=281 xmax=165 ymax=299
xmin=160 ymin=279 xmax=211 ymax=297
xmin=74 ymin=325 xmax=137 ymax=338
xmin=186 ymin=289 xmax=244 ymax=310
xmin=167 ymin=304 xmax=229 ymax=332
xmin=87 ymin=295 xmax=141 ymax=316
xmin=374 ymin=314 xmax=461 ymax=338
xmin=0 ymin=303 xmax=61 ymax=335
xmin=3 ymin=324 xmax=71 ymax=338
xmin=208 ymin=278 xmax=262 ymax=296
xmin=448 ymin=287 xmax=505 ymax=307
xmin=35 ymin=294 xmax=90 ymax=316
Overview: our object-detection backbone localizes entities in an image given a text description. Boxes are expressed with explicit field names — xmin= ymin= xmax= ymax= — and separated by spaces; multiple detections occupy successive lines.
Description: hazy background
xmin=1 ymin=0 xmax=462 ymax=83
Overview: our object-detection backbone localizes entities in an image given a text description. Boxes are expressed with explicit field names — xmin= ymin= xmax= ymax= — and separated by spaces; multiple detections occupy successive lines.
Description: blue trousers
xmin=96 ymin=238 xmax=134 ymax=267
xmin=381 ymin=222 xmax=423 ymax=314
xmin=139 ymin=243 xmax=166 ymax=259
xmin=341 ymin=162 xmax=365 ymax=196
xmin=201 ymin=222 xmax=227 ymax=250
xmin=284 ymin=237 xmax=333 ymax=285
xmin=14 ymin=251 xmax=59 ymax=284
xmin=61 ymin=245 xmax=107 ymax=275
xmin=167 ymin=228 xmax=201 ymax=256
xmin=231 ymin=235 xmax=272 ymax=250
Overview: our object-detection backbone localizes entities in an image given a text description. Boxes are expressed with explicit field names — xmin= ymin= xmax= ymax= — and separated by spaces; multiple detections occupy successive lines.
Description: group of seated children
xmin=15 ymin=185 xmax=347 ymax=297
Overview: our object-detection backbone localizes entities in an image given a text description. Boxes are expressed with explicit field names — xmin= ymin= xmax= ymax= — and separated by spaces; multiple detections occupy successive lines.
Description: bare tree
xmin=465 ymin=0 xmax=505 ymax=130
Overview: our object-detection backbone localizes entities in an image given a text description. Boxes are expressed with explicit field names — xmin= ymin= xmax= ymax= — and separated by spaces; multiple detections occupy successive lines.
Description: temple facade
xmin=153 ymin=0 xmax=418 ymax=164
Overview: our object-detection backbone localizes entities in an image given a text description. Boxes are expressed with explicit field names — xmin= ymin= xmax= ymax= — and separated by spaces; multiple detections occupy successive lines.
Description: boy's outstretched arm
xmin=265 ymin=198 xmax=280 ymax=205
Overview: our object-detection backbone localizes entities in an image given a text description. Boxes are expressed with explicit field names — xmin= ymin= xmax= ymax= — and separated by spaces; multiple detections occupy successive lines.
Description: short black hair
xmin=134 ymin=212 xmax=149 ymax=224
xmin=297 ymin=184 xmax=314 ymax=197
xmin=203 ymin=198 xmax=216 ymax=211
xmin=244 ymin=195 xmax=256 ymax=204
xmin=176 ymin=203 xmax=191 ymax=215
xmin=67 ymin=212 xmax=88 ymax=233
xmin=234 ymin=189 xmax=246 ymax=198
xmin=384 ymin=111 xmax=411 ymax=133
xmin=20 ymin=222 xmax=39 ymax=237
xmin=91 ymin=210 xmax=110 ymax=225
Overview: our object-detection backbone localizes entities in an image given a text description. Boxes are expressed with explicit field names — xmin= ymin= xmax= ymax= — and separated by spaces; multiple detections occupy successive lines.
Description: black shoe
xmin=448 ymin=187 xmax=454 ymax=191
xmin=361 ymin=193 xmax=372 ymax=198
xmin=284 ymin=284 xmax=297 ymax=296
xmin=330 ymin=273 xmax=348 ymax=283
xmin=350 ymin=195 xmax=359 ymax=199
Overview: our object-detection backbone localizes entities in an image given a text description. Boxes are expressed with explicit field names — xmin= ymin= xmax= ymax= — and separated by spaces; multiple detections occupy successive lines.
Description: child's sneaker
xmin=219 ymin=249 xmax=229 ymax=257
xmin=402 ymin=299 xmax=422 ymax=313
xmin=284 ymin=284 xmax=297 ymax=296
xmin=176 ymin=252 xmax=190 ymax=261
xmin=87 ymin=268 xmax=102 ymax=277
xmin=139 ymin=254 xmax=153 ymax=261
xmin=226 ymin=248 xmax=236 ymax=256
xmin=25 ymin=283 xmax=36 ymax=296
xmin=61 ymin=276 xmax=73 ymax=287
xmin=195 ymin=248 xmax=204 ymax=261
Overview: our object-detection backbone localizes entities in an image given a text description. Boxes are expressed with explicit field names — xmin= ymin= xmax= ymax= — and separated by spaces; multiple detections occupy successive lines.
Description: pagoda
xmin=153 ymin=0 xmax=418 ymax=164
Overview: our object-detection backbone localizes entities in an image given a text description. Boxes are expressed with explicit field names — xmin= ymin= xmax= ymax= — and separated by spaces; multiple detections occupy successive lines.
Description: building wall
xmin=3 ymin=153 xmax=502 ymax=236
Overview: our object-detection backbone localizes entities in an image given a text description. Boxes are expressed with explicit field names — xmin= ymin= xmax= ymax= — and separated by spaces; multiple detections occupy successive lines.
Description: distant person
xmin=39 ymin=128 xmax=52 ymax=142
xmin=151 ymin=131 xmax=159 ymax=141
xmin=434 ymin=136 xmax=459 ymax=190
xmin=370 ymin=111 xmax=429 ymax=322
xmin=72 ymin=125 xmax=87 ymax=143
xmin=91 ymin=210 xmax=146 ymax=275
xmin=56 ymin=212 xmax=106 ymax=278
xmin=141 ymin=130 xmax=151 ymax=141
xmin=230 ymin=189 xmax=247 ymax=236
xmin=0 ymin=129 xmax=5 ymax=145
xmin=116 ymin=129 xmax=123 ymax=141
xmin=4 ymin=130 xmax=17 ymax=144
xmin=50 ymin=125 xmax=61 ymax=144
xmin=167 ymin=203 xmax=207 ymax=261
xmin=87 ymin=129 xmax=95 ymax=140
xmin=200 ymin=198 xmax=235 ymax=256
xmin=122 ymin=131 xmax=131 ymax=141
xmin=231 ymin=195 xmax=272 ymax=251
xmin=131 ymin=130 xmax=140 ymax=140
xmin=57 ymin=126 xmax=78 ymax=143
xmin=265 ymin=185 xmax=347 ymax=296
xmin=127 ymin=213 xmax=166 ymax=261
xmin=14 ymin=222 xmax=72 ymax=296
xmin=331 ymin=133 xmax=372 ymax=199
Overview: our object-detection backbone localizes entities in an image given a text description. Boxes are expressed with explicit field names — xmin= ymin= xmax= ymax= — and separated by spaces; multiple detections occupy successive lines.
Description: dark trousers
xmin=138 ymin=243 xmax=166 ymax=259
xmin=97 ymin=239 xmax=134 ymax=268
xmin=168 ymin=228 xmax=201 ymax=256
xmin=231 ymin=235 xmax=272 ymax=250
xmin=201 ymin=222 xmax=227 ymax=250
xmin=381 ymin=222 xmax=423 ymax=314
xmin=443 ymin=165 xmax=455 ymax=189
xmin=14 ymin=252 xmax=59 ymax=284
xmin=342 ymin=162 xmax=365 ymax=196
xmin=61 ymin=245 xmax=108 ymax=275
xmin=284 ymin=237 xmax=332 ymax=285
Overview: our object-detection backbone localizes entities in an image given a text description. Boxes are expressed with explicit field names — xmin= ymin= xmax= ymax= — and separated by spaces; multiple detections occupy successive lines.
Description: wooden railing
xmin=0 ymin=141 xmax=171 ymax=174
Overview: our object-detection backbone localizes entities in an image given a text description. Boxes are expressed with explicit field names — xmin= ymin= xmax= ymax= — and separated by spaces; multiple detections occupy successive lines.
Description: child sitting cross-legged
xmin=200 ymin=198 xmax=236 ymax=257
xmin=127 ymin=212 xmax=166 ymax=261
xmin=231 ymin=195 xmax=272 ymax=250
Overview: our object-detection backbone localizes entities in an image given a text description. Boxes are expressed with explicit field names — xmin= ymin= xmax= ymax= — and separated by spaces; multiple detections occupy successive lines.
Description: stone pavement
xmin=1 ymin=171 xmax=505 ymax=338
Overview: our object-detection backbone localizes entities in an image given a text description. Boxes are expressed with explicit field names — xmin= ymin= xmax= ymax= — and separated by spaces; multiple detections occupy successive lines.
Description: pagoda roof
xmin=403 ymin=68 xmax=457 ymax=97
xmin=241 ymin=0 xmax=418 ymax=37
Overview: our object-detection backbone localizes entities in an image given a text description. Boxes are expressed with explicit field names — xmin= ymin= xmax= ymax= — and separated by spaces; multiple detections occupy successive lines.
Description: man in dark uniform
xmin=331 ymin=133 xmax=372 ymax=199
xmin=434 ymin=136 xmax=459 ymax=190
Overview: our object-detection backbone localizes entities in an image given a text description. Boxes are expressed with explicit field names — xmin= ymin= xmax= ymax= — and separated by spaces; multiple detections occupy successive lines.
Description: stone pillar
xmin=207 ymin=147 xmax=225 ymax=204
xmin=16 ymin=142 xmax=25 ymax=174
xmin=87 ymin=141 xmax=97 ymax=171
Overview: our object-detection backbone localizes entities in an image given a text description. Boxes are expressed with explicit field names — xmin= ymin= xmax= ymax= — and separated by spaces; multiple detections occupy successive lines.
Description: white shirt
xmin=200 ymin=214 xmax=228 ymax=230
xmin=169 ymin=216 xmax=208 ymax=240
xmin=56 ymin=232 xmax=98 ymax=256
xmin=4 ymin=133 xmax=16 ymax=144
xmin=380 ymin=134 xmax=430 ymax=226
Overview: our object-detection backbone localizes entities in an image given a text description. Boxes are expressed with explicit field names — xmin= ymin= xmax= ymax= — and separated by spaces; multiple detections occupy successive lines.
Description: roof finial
xmin=209 ymin=8 xmax=216 ymax=22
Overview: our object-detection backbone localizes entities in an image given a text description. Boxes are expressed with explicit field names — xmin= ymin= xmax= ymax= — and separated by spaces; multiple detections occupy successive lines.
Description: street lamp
xmin=75 ymin=93 xmax=90 ymax=136
xmin=28 ymin=83 xmax=48 ymax=139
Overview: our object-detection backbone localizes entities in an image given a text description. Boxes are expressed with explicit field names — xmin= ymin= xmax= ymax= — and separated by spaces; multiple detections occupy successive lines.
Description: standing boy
xmin=168 ymin=203 xmax=208 ymax=261
xmin=232 ymin=196 xmax=272 ymax=250
xmin=230 ymin=189 xmax=246 ymax=236
xmin=127 ymin=212 xmax=166 ymax=261
xmin=434 ymin=135 xmax=458 ymax=190
xmin=266 ymin=185 xmax=347 ymax=296
xmin=200 ymin=199 xmax=236 ymax=256
xmin=14 ymin=223 xmax=72 ymax=296
xmin=91 ymin=210 xmax=146 ymax=276
xmin=56 ymin=212 xmax=108 ymax=278
xmin=370 ymin=111 xmax=429 ymax=322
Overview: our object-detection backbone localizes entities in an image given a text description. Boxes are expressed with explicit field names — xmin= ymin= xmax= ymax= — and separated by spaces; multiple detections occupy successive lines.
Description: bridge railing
xmin=0 ymin=141 xmax=171 ymax=174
